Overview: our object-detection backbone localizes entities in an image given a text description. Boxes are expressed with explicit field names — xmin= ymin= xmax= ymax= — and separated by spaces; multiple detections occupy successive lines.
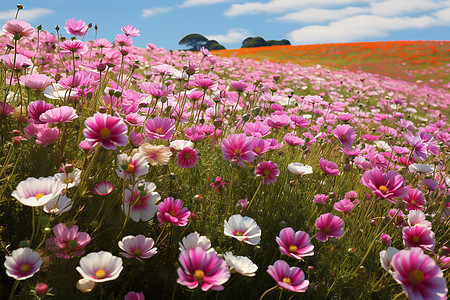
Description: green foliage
xmin=179 ymin=34 xmax=226 ymax=51
xmin=242 ymin=37 xmax=291 ymax=48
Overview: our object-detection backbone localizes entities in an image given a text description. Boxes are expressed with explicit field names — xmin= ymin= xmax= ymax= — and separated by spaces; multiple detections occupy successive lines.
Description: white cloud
xmin=206 ymin=28 xmax=250 ymax=44
xmin=0 ymin=8 xmax=53 ymax=21
xmin=141 ymin=7 xmax=173 ymax=18
xmin=369 ymin=0 xmax=447 ymax=17
xmin=278 ymin=6 xmax=367 ymax=23
xmin=225 ymin=0 xmax=369 ymax=17
xmin=180 ymin=0 xmax=228 ymax=8
xmin=287 ymin=14 xmax=439 ymax=44
xmin=433 ymin=7 xmax=450 ymax=22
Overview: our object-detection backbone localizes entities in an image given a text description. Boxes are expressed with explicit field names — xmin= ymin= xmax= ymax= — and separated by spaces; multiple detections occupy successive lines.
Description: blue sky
xmin=1 ymin=0 xmax=449 ymax=50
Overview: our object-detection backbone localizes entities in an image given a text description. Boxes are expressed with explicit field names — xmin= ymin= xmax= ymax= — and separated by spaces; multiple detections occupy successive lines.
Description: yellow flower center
xmin=264 ymin=169 xmax=270 ymax=176
xmin=126 ymin=164 xmax=135 ymax=173
xmin=35 ymin=193 xmax=45 ymax=200
xmin=183 ymin=153 xmax=191 ymax=160
xmin=20 ymin=264 xmax=30 ymax=272
xmin=410 ymin=269 xmax=424 ymax=284
xmin=155 ymin=128 xmax=163 ymax=134
xmin=282 ymin=277 xmax=291 ymax=285
xmin=413 ymin=236 xmax=420 ymax=243
xmin=236 ymin=231 xmax=244 ymax=236
xmin=289 ymin=245 xmax=298 ymax=253
xmin=134 ymin=196 xmax=143 ymax=207
xmin=100 ymin=128 xmax=111 ymax=138
xmin=323 ymin=226 xmax=331 ymax=234
xmin=234 ymin=149 xmax=241 ymax=156
xmin=133 ymin=248 xmax=141 ymax=256
xmin=411 ymin=200 xmax=416 ymax=205
xmin=254 ymin=147 xmax=261 ymax=154
xmin=170 ymin=210 xmax=178 ymax=217
xmin=194 ymin=269 xmax=204 ymax=282
xmin=379 ymin=185 xmax=388 ymax=194
xmin=95 ymin=269 xmax=106 ymax=279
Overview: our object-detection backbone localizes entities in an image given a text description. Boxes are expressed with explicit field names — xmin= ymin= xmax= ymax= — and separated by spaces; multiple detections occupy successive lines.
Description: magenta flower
xmin=83 ymin=113 xmax=128 ymax=150
xmin=177 ymin=247 xmax=230 ymax=291
xmin=221 ymin=133 xmax=255 ymax=167
xmin=267 ymin=260 xmax=309 ymax=293
xmin=276 ymin=227 xmax=314 ymax=260
xmin=402 ymin=188 xmax=426 ymax=211
xmin=157 ymin=197 xmax=191 ymax=226
xmin=4 ymin=248 xmax=42 ymax=280
xmin=115 ymin=33 xmax=133 ymax=47
xmin=144 ymin=117 xmax=175 ymax=140
xmin=59 ymin=39 xmax=88 ymax=54
xmin=39 ymin=106 xmax=78 ymax=124
xmin=266 ymin=114 xmax=291 ymax=129
xmin=254 ymin=161 xmax=280 ymax=184
xmin=333 ymin=198 xmax=358 ymax=213
xmin=3 ymin=19 xmax=35 ymax=38
xmin=319 ymin=158 xmax=340 ymax=176
xmin=243 ymin=121 xmax=271 ymax=137
xmin=381 ymin=233 xmax=392 ymax=246
xmin=124 ymin=291 xmax=145 ymax=300
xmin=360 ymin=168 xmax=408 ymax=204
xmin=290 ymin=115 xmax=310 ymax=128
xmin=92 ymin=180 xmax=114 ymax=195
xmin=48 ymin=223 xmax=91 ymax=259
xmin=20 ymin=74 xmax=54 ymax=91
xmin=28 ymin=100 xmax=54 ymax=124
xmin=315 ymin=213 xmax=344 ymax=242
xmin=402 ymin=131 xmax=428 ymax=162
xmin=64 ymin=18 xmax=88 ymax=37
xmin=313 ymin=194 xmax=328 ymax=205
xmin=391 ymin=247 xmax=447 ymax=300
xmin=177 ymin=147 xmax=199 ymax=169
xmin=118 ymin=235 xmax=157 ymax=261
xmin=402 ymin=226 xmax=435 ymax=251
xmin=333 ymin=124 xmax=356 ymax=151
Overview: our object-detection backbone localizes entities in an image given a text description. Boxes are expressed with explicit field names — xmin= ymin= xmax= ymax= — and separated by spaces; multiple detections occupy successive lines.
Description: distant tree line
xmin=178 ymin=34 xmax=291 ymax=51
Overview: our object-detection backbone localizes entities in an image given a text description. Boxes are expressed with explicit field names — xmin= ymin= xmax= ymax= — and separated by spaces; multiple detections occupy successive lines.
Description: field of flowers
xmin=0 ymin=8 xmax=449 ymax=300
xmin=213 ymin=41 xmax=450 ymax=89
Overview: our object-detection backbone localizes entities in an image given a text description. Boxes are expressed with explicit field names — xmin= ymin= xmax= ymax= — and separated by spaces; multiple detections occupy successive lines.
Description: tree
xmin=179 ymin=34 xmax=209 ymax=51
xmin=242 ymin=37 xmax=267 ymax=48
xmin=206 ymin=40 xmax=226 ymax=50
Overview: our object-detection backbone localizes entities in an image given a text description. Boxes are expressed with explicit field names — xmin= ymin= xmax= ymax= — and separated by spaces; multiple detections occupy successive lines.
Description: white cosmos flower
xmin=380 ymin=247 xmax=399 ymax=274
xmin=224 ymin=252 xmax=258 ymax=277
xmin=12 ymin=176 xmax=64 ymax=207
xmin=408 ymin=163 xmax=433 ymax=174
xmin=76 ymin=251 xmax=123 ymax=283
xmin=170 ymin=140 xmax=194 ymax=151
xmin=407 ymin=210 xmax=432 ymax=230
xmin=178 ymin=232 xmax=214 ymax=253
xmin=288 ymin=162 xmax=313 ymax=176
xmin=54 ymin=168 xmax=81 ymax=188
xmin=43 ymin=194 xmax=73 ymax=215
xmin=224 ymin=215 xmax=261 ymax=246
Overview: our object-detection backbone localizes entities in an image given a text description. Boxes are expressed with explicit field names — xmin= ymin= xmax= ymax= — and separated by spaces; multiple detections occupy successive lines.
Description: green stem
xmin=9 ymin=281 xmax=20 ymax=300
xmin=259 ymin=285 xmax=278 ymax=300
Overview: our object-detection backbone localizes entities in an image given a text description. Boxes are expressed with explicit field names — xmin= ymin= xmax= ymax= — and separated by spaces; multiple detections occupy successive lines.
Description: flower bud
xmin=35 ymin=283 xmax=48 ymax=296
xmin=76 ymin=278 xmax=96 ymax=293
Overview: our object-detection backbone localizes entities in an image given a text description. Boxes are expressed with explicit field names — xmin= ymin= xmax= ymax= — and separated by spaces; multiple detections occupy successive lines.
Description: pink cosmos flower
xmin=251 ymin=138 xmax=270 ymax=157
xmin=319 ymin=158 xmax=340 ymax=176
xmin=36 ymin=127 xmax=59 ymax=146
xmin=210 ymin=176 xmax=228 ymax=192
xmin=39 ymin=106 xmax=78 ymax=124
xmin=267 ymin=260 xmax=309 ymax=293
xmin=185 ymin=126 xmax=206 ymax=142
xmin=93 ymin=38 xmax=113 ymax=48
xmin=333 ymin=198 xmax=358 ymax=213
xmin=76 ymin=251 xmax=123 ymax=283
xmin=315 ymin=213 xmax=344 ymax=242
xmin=360 ymin=168 xmax=408 ymax=204
xmin=92 ymin=180 xmax=114 ymax=196
xmin=118 ymin=235 xmax=157 ymax=261
xmin=283 ymin=133 xmax=305 ymax=146
xmin=59 ymin=39 xmax=88 ymax=55
xmin=243 ymin=121 xmax=271 ymax=137
xmin=381 ymin=233 xmax=392 ymax=246
xmin=276 ymin=227 xmax=314 ymax=260
xmin=407 ymin=210 xmax=432 ymax=229
xmin=64 ymin=18 xmax=88 ymax=37
xmin=1 ymin=53 xmax=32 ymax=69
xmin=266 ymin=114 xmax=291 ymax=128
xmin=115 ymin=34 xmax=133 ymax=47
xmin=157 ymin=197 xmax=191 ymax=226
xmin=177 ymin=147 xmax=199 ymax=169
xmin=3 ymin=19 xmax=35 ymax=38
xmin=254 ymin=161 xmax=280 ymax=184
xmin=402 ymin=188 xmax=426 ymax=211
xmin=391 ymin=247 xmax=447 ymax=299
xmin=290 ymin=115 xmax=310 ymax=128
xmin=121 ymin=25 xmax=140 ymax=37
xmin=221 ymin=133 xmax=255 ymax=167
xmin=122 ymin=182 xmax=160 ymax=222
xmin=402 ymin=226 xmax=435 ymax=251
xmin=4 ymin=247 xmax=42 ymax=280
xmin=389 ymin=209 xmax=406 ymax=227
xmin=229 ymin=80 xmax=248 ymax=92
xmin=177 ymin=247 xmax=230 ymax=291
xmin=333 ymin=124 xmax=356 ymax=151
xmin=83 ymin=113 xmax=128 ymax=150
xmin=116 ymin=152 xmax=149 ymax=181
xmin=124 ymin=291 xmax=145 ymax=300
xmin=129 ymin=131 xmax=144 ymax=147
xmin=224 ymin=215 xmax=261 ymax=246
xmin=402 ymin=131 xmax=428 ymax=162
xmin=313 ymin=194 xmax=328 ymax=205
xmin=47 ymin=223 xmax=91 ymax=259
xmin=144 ymin=117 xmax=175 ymax=140
xmin=20 ymin=74 xmax=54 ymax=91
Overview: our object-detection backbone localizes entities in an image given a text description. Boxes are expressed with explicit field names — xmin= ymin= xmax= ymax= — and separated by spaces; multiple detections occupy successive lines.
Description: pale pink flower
xmin=92 ymin=180 xmax=114 ymax=196
xmin=122 ymin=182 xmax=160 ymax=222
xmin=20 ymin=74 xmax=54 ymax=91
xmin=3 ymin=19 xmax=34 ymax=38
xmin=4 ymin=248 xmax=42 ymax=280
xmin=12 ymin=176 xmax=63 ymax=207
xmin=224 ymin=215 xmax=261 ymax=246
xmin=118 ymin=235 xmax=157 ymax=261
xmin=64 ymin=18 xmax=88 ymax=37
xmin=39 ymin=106 xmax=78 ymax=124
